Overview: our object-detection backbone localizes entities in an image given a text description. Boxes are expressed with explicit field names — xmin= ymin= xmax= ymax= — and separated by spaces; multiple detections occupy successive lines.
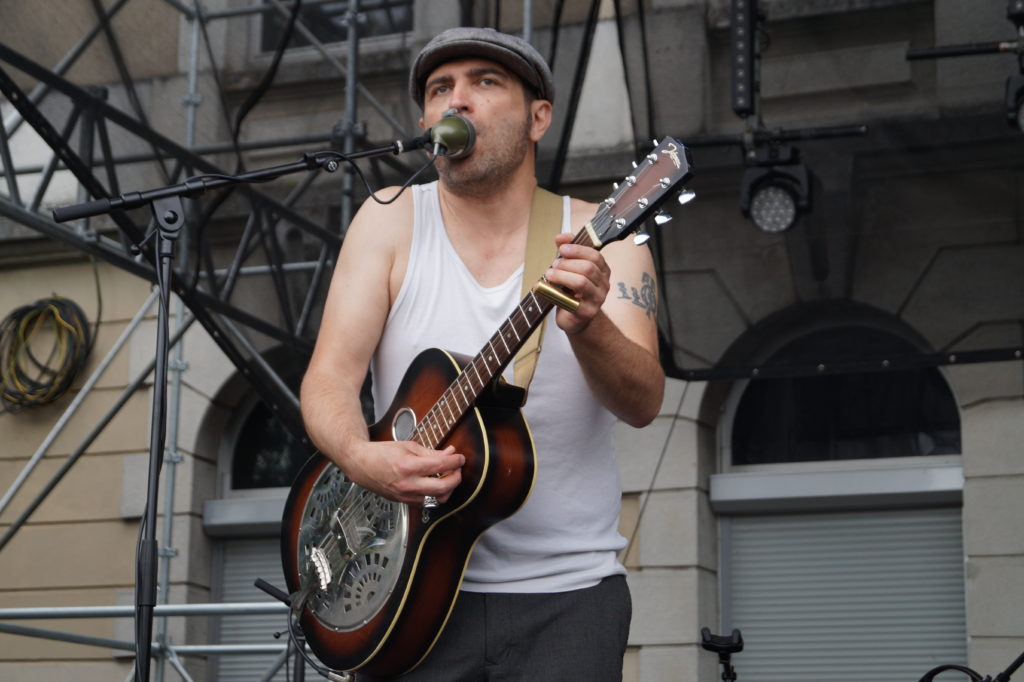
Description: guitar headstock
xmin=589 ymin=138 xmax=694 ymax=247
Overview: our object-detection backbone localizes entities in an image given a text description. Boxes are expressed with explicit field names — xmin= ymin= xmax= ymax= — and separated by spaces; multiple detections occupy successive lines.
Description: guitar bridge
xmin=309 ymin=546 xmax=332 ymax=592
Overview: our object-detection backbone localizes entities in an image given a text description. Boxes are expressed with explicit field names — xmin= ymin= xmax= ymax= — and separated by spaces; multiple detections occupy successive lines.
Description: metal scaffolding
xmin=0 ymin=602 xmax=293 ymax=682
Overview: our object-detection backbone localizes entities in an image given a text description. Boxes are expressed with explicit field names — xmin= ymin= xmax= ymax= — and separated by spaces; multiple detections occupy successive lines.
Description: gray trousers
xmin=357 ymin=575 xmax=632 ymax=681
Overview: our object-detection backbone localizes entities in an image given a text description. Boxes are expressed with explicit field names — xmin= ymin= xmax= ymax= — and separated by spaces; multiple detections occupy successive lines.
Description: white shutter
xmin=217 ymin=537 xmax=315 ymax=682
xmin=724 ymin=507 xmax=966 ymax=682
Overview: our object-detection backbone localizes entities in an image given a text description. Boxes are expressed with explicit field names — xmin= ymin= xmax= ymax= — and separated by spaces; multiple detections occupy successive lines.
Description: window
xmin=231 ymin=396 xmax=308 ymax=489
xmin=732 ymin=327 xmax=960 ymax=465
xmin=260 ymin=0 xmax=413 ymax=52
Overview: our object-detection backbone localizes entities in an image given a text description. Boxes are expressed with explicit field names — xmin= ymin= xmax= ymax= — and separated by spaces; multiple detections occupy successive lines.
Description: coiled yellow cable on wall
xmin=0 ymin=296 xmax=93 ymax=413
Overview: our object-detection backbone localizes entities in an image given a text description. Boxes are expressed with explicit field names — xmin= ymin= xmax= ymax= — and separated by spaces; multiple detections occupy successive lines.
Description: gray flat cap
xmin=410 ymin=27 xmax=555 ymax=107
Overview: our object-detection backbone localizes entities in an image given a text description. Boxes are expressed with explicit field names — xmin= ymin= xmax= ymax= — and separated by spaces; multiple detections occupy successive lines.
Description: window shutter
xmin=724 ymin=507 xmax=966 ymax=682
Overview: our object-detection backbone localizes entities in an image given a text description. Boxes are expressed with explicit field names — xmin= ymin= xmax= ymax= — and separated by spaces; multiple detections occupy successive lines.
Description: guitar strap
xmin=513 ymin=185 xmax=563 ymax=391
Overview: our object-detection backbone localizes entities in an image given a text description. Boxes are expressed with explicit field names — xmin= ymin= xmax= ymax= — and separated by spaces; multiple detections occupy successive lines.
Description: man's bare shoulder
xmin=346 ymin=185 xmax=416 ymax=247
xmin=340 ymin=185 xmax=419 ymax=304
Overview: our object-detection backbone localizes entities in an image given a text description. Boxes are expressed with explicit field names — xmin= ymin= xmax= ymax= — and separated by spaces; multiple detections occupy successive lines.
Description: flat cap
xmin=409 ymin=27 xmax=555 ymax=107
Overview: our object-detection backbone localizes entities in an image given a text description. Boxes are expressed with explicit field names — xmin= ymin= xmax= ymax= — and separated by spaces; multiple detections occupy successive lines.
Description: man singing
xmin=301 ymin=27 xmax=664 ymax=681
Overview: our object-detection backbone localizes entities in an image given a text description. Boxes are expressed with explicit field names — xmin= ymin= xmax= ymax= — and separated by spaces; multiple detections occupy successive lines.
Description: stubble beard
xmin=437 ymin=109 xmax=533 ymax=198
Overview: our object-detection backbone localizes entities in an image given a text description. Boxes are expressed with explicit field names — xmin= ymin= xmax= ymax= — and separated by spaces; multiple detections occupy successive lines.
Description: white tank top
xmin=370 ymin=181 xmax=625 ymax=593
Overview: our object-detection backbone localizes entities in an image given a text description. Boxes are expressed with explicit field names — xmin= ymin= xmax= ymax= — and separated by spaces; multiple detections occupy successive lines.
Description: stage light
xmin=739 ymin=148 xmax=811 ymax=233
xmin=1006 ymin=73 xmax=1024 ymax=133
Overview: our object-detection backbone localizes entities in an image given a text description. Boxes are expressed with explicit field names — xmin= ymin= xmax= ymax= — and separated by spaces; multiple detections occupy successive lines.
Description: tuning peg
xmin=654 ymin=211 xmax=673 ymax=226
xmin=677 ymin=188 xmax=696 ymax=205
xmin=633 ymin=231 xmax=651 ymax=246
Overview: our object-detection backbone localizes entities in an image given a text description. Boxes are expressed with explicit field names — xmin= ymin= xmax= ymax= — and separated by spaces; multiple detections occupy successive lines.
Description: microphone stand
xmin=51 ymin=143 xmax=429 ymax=223
xmin=51 ymin=140 xmax=432 ymax=682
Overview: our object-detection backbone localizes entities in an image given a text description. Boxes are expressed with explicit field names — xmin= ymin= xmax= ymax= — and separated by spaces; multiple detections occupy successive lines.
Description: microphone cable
xmin=286 ymin=596 xmax=353 ymax=681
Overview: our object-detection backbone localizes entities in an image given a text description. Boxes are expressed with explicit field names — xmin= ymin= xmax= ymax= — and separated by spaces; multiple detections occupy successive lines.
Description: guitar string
xmin=411 ymin=288 xmax=550 ymax=450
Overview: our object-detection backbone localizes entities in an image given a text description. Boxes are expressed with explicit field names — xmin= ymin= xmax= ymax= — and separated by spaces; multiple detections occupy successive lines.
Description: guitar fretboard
xmin=412 ymin=228 xmax=600 ymax=449
xmin=411 ymin=289 xmax=551 ymax=449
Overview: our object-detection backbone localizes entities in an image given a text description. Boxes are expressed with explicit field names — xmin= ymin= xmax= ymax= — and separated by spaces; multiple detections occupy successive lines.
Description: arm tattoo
xmin=614 ymin=272 xmax=657 ymax=318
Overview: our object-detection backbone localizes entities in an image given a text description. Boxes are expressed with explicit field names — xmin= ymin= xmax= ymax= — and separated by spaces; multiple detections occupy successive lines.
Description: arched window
xmin=230 ymin=387 xmax=308 ymax=489
xmin=732 ymin=326 xmax=960 ymax=465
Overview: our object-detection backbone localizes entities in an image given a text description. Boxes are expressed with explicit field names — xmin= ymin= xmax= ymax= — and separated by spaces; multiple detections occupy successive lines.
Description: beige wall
xmin=962 ymin=397 xmax=1024 ymax=673
xmin=619 ymin=378 xmax=719 ymax=682
xmin=0 ymin=260 xmax=152 ymax=679
xmin=0 ymin=258 xmax=220 ymax=681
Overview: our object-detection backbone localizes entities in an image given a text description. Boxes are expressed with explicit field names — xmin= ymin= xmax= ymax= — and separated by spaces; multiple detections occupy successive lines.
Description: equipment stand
xmin=135 ymin=195 xmax=185 ymax=682
xmin=701 ymin=627 xmax=744 ymax=682
xmin=255 ymin=578 xmax=307 ymax=682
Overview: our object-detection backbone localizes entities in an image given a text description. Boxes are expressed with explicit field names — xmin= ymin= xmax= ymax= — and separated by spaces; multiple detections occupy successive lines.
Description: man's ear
xmin=417 ymin=115 xmax=427 ymax=132
xmin=529 ymin=99 xmax=553 ymax=142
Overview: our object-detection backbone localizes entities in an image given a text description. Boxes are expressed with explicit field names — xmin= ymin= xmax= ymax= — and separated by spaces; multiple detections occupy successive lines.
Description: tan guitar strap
xmin=512 ymin=186 xmax=563 ymax=391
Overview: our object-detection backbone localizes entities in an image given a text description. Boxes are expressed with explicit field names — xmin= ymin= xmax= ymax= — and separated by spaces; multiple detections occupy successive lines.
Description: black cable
xmin=184 ymin=0 xmax=251 ymax=293
xmin=288 ymin=600 xmax=349 ymax=681
xmin=232 ymin=0 xmax=304 ymax=173
xmin=620 ymin=381 xmax=688 ymax=564
xmin=89 ymin=257 xmax=103 ymax=356
xmin=315 ymin=149 xmax=439 ymax=205
xmin=193 ymin=0 xmax=246 ymax=172
xmin=611 ymin=0 xmax=656 ymax=154
xmin=546 ymin=0 xmax=601 ymax=190
xmin=0 ymin=296 xmax=94 ymax=413
xmin=549 ymin=0 xmax=566 ymax=70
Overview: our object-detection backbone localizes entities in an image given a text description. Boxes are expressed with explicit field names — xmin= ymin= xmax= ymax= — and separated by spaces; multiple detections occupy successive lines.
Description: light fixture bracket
xmin=747 ymin=143 xmax=800 ymax=167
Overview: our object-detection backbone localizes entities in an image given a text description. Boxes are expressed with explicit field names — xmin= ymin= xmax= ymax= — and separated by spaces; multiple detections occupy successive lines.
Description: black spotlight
xmin=1006 ymin=73 xmax=1024 ymax=133
xmin=740 ymin=146 xmax=811 ymax=233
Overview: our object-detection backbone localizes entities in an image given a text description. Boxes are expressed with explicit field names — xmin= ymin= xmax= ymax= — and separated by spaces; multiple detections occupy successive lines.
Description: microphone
xmin=398 ymin=110 xmax=476 ymax=159
xmin=427 ymin=110 xmax=476 ymax=159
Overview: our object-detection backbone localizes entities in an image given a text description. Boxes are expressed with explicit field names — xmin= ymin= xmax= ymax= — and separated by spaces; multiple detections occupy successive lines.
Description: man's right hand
xmin=343 ymin=441 xmax=465 ymax=506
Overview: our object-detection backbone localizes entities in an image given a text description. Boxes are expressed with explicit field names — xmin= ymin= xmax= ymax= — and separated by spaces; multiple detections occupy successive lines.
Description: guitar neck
xmin=412 ymin=229 xmax=600 ymax=450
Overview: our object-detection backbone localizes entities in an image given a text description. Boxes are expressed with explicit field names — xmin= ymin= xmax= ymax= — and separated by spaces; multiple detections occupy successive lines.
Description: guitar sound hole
xmin=392 ymin=407 xmax=416 ymax=441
